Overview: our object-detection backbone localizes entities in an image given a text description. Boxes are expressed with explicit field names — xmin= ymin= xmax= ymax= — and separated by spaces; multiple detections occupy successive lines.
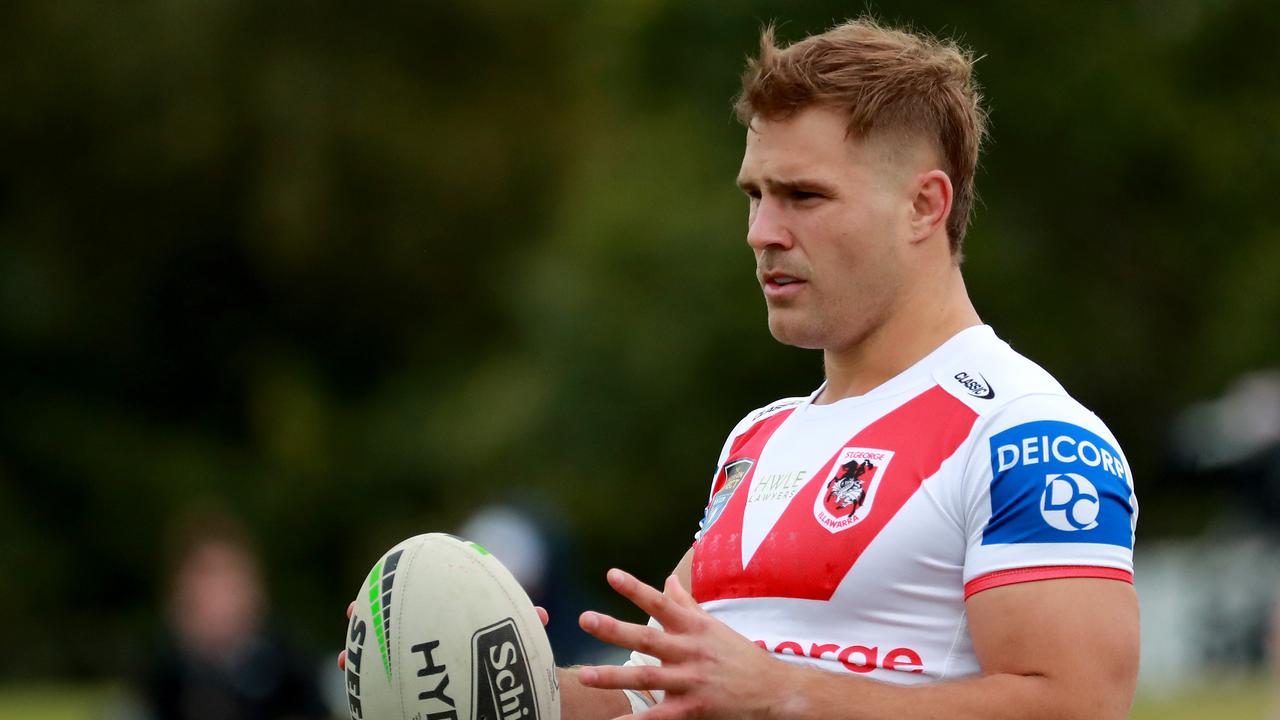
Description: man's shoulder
xmin=718 ymin=395 xmax=808 ymax=441
xmin=932 ymin=329 xmax=1128 ymax=464
xmin=931 ymin=329 xmax=1080 ymax=417
xmin=744 ymin=396 xmax=809 ymax=423
xmin=708 ymin=395 xmax=808 ymax=466
xmin=732 ymin=395 xmax=806 ymax=430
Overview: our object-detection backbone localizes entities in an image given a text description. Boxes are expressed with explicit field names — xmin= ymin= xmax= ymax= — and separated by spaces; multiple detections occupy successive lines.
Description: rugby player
xmin=558 ymin=17 xmax=1140 ymax=720
xmin=345 ymin=16 xmax=1140 ymax=720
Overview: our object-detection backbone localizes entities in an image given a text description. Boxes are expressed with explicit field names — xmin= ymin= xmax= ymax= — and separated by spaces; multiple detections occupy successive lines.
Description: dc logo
xmin=1039 ymin=473 xmax=1100 ymax=532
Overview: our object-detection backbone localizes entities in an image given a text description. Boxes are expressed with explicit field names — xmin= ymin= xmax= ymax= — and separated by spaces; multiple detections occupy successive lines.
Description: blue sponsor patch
xmin=982 ymin=420 xmax=1133 ymax=547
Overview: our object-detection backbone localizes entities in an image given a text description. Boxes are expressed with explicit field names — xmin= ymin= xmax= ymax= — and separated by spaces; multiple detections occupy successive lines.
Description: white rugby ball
xmin=343 ymin=533 xmax=560 ymax=720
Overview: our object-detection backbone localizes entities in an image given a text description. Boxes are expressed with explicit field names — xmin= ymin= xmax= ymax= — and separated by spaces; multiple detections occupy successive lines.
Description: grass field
xmin=0 ymin=685 xmax=102 ymax=720
xmin=0 ymin=680 xmax=1273 ymax=719
xmin=1130 ymin=678 xmax=1274 ymax=720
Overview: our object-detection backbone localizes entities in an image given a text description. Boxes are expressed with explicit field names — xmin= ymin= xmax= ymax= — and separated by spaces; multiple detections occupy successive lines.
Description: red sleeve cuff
xmin=964 ymin=565 xmax=1133 ymax=600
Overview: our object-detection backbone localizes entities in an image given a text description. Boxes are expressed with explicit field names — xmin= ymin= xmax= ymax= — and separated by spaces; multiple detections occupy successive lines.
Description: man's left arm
xmin=577 ymin=569 xmax=1138 ymax=720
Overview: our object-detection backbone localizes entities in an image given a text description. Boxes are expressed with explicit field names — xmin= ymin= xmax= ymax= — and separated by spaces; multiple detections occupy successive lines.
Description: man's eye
xmin=793 ymin=190 xmax=821 ymax=201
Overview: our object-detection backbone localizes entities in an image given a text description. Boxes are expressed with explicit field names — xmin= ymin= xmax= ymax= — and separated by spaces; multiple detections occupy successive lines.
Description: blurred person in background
xmin=1170 ymin=370 xmax=1280 ymax=679
xmin=132 ymin=508 xmax=329 ymax=720
xmin=460 ymin=504 xmax=599 ymax=664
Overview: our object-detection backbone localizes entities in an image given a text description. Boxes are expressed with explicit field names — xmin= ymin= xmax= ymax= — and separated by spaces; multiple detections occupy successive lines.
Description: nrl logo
xmin=702 ymin=458 xmax=753 ymax=532
xmin=813 ymin=447 xmax=895 ymax=533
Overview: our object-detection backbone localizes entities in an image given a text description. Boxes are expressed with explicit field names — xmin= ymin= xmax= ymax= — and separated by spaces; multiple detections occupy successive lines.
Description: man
xmin=559 ymin=18 xmax=1139 ymax=720
xmin=341 ymin=17 xmax=1140 ymax=720
xmin=141 ymin=510 xmax=329 ymax=720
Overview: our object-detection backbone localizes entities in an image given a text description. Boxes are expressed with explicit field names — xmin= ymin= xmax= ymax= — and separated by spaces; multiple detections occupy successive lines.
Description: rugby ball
xmin=343 ymin=533 xmax=560 ymax=720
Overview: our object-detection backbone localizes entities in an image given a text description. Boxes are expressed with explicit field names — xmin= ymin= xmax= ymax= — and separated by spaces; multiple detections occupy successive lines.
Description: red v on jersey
xmin=693 ymin=386 xmax=979 ymax=602
xmin=710 ymin=408 xmax=796 ymax=497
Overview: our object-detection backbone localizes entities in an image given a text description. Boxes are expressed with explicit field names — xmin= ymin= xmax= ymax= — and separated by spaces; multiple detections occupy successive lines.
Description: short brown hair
xmin=735 ymin=19 xmax=987 ymax=253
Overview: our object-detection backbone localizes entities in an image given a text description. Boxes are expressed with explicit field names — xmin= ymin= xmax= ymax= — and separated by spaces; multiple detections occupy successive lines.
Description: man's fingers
xmin=579 ymin=611 xmax=692 ymax=661
xmin=340 ymin=600 xmax=355 ymax=670
xmin=618 ymin=699 xmax=700 ymax=720
xmin=663 ymin=574 xmax=699 ymax=609
xmin=535 ymin=606 xmax=549 ymax=626
xmin=577 ymin=663 xmax=694 ymax=693
xmin=606 ymin=569 xmax=691 ymax=631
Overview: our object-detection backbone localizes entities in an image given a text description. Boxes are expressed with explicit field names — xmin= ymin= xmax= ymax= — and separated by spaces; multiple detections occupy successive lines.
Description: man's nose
xmin=746 ymin=198 xmax=793 ymax=251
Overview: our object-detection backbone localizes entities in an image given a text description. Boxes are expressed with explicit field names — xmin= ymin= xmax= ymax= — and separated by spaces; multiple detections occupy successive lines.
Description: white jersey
xmin=629 ymin=325 xmax=1136 ymax=692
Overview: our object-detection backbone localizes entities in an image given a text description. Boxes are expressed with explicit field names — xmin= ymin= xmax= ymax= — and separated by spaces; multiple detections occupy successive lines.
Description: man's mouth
xmin=761 ymin=271 xmax=806 ymax=287
xmin=760 ymin=271 xmax=807 ymax=300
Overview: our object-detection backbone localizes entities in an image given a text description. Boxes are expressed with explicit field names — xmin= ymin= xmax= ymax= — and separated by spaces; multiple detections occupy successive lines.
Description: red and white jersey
xmin=638 ymin=325 xmax=1137 ymax=688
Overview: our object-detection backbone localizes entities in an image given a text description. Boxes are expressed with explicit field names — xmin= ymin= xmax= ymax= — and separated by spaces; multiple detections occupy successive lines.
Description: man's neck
xmin=816 ymin=269 xmax=980 ymax=404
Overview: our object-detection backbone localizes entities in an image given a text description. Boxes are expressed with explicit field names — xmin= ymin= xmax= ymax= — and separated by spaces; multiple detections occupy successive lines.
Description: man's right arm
xmin=558 ymin=548 xmax=694 ymax=720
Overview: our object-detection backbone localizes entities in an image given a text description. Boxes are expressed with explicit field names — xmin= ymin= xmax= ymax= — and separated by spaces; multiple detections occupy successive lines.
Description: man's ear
xmin=909 ymin=169 xmax=953 ymax=244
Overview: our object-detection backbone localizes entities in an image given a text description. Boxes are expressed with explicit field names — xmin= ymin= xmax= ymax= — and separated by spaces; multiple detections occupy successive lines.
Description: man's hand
xmin=574 ymin=572 xmax=1137 ymax=720
xmin=337 ymin=601 xmax=355 ymax=671
xmin=576 ymin=569 xmax=793 ymax=720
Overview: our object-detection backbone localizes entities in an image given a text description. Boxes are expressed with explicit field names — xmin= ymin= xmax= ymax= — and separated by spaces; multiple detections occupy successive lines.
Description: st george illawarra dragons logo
xmin=813 ymin=447 xmax=895 ymax=533
xmin=827 ymin=459 xmax=874 ymax=513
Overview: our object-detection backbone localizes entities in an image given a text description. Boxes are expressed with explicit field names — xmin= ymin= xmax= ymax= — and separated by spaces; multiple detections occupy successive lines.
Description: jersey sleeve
xmin=693 ymin=411 xmax=755 ymax=542
xmin=960 ymin=393 xmax=1138 ymax=599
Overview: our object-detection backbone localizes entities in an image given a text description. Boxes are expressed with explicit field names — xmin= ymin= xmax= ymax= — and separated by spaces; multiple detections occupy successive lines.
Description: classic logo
xmin=749 ymin=399 xmax=804 ymax=422
xmin=367 ymin=549 xmax=404 ymax=685
xmin=472 ymin=618 xmax=540 ymax=720
xmin=813 ymin=447 xmax=895 ymax=533
xmin=954 ymin=371 xmax=995 ymax=399
xmin=702 ymin=458 xmax=753 ymax=532
xmin=1040 ymin=473 xmax=1100 ymax=531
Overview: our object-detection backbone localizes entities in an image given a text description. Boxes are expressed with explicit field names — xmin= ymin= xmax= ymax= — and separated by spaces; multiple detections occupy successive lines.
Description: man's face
xmin=736 ymin=106 xmax=916 ymax=353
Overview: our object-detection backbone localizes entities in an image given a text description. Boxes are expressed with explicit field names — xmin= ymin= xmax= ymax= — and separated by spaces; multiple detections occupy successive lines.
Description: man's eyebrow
xmin=771 ymin=177 xmax=838 ymax=193
xmin=738 ymin=177 xmax=838 ymax=194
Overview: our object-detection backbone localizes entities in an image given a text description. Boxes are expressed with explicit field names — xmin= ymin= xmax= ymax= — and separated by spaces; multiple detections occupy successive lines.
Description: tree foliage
xmin=1 ymin=0 xmax=1277 ymax=676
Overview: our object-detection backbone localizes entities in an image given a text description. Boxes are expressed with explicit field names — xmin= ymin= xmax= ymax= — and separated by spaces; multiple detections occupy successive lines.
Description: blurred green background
xmin=2 ymin=0 xmax=1279 ymax=716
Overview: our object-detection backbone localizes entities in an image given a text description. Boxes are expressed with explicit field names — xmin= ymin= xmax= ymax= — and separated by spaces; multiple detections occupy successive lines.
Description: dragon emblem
xmin=825 ymin=458 xmax=876 ymax=517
